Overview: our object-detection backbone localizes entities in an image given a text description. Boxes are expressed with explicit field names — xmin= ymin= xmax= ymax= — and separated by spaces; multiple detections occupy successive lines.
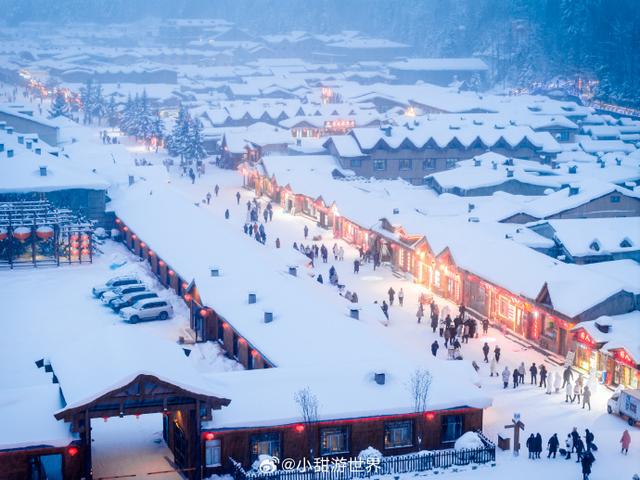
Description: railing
xmin=229 ymin=441 xmax=495 ymax=480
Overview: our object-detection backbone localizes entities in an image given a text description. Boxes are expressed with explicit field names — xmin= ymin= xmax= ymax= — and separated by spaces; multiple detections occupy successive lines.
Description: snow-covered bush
xmin=454 ymin=431 xmax=484 ymax=450
xmin=358 ymin=446 xmax=383 ymax=461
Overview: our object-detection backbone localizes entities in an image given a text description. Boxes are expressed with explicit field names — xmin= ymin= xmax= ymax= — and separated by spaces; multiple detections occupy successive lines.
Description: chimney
xmin=473 ymin=158 xmax=481 ymax=167
xmin=600 ymin=161 xmax=605 ymax=169
xmin=393 ymin=208 xmax=400 ymax=214
xmin=17 ymin=135 xmax=24 ymax=144
xmin=248 ymin=292 xmax=257 ymax=304
xmin=128 ymin=175 xmax=135 ymax=186
xmin=26 ymin=140 xmax=32 ymax=149
xmin=0 ymin=122 xmax=5 ymax=130
xmin=568 ymin=165 xmax=577 ymax=174
xmin=492 ymin=161 xmax=497 ymax=170
xmin=569 ymin=185 xmax=580 ymax=196
xmin=35 ymin=147 xmax=41 ymax=155
xmin=210 ymin=266 xmax=220 ymax=277
xmin=506 ymin=169 xmax=514 ymax=178
xmin=7 ymin=149 xmax=14 ymax=158
xmin=468 ymin=203 xmax=475 ymax=213
xmin=615 ymin=158 xmax=622 ymax=166
xmin=0 ymin=143 xmax=4 ymax=153
xmin=374 ymin=373 xmax=386 ymax=385
xmin=263 ymin=311 xmax=273 ymax=323
xmin=349 ymin=307 xmax=360 ymax=320
xmin=6 ymin=126 xmax=14 ymax=134
xmin=39 ymin=165 xmax=47 ymax=176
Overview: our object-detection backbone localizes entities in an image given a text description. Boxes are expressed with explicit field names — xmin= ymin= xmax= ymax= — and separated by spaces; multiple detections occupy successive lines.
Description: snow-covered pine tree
xmin=165 ymin=104 xmax=192 ymax=163
xmin=183 ymin=119 xmax=207 ymax=165
xmin=48 ymin=89 xmax=70 ymax=119
xmin=149 ymin=115 xmax=165 ymax=152
xmin=120 ymin=94 xmax=135 ymax=135
xmin=90 ymin=83 xmax=106 ymax=124
xmin=79 ymin=78 xmax=94 ymax=124
xmin=105 ymin=95 xmax=119 ymax=128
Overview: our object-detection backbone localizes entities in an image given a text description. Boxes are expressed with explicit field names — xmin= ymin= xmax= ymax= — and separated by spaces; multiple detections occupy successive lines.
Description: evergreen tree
xmin=79 ymin=78 xmax=95 ymax=124
xmin=165 ymin=104 xmax=192 ymax=163
xmin=183 ymin=119 xmax=207 ymax=164
xmin=149 ymin=115 xmax=165 ymax=152
xmin=105 ymin=95 xmax=119 ymax=128
xmin=48 ymin=89 xmax=69 ymax=119
xmin=90 ymin=83 xmax=106 ymax=124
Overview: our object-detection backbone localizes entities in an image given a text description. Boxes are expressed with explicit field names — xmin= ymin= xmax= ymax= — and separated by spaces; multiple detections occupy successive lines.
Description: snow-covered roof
xmin=203 ymin=360 xmax=490 ymax=430
xmin=48 ymin=329 xmax=227 ymax=412
xmin=572 ymin=312 xmax=640 ymax=363
xmin=541 ymin=217 xmax=640 ymax=258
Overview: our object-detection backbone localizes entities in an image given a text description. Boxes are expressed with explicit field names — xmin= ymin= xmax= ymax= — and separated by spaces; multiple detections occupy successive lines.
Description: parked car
xmin=119 ymin=299 xmax=173 ymax=323
xmin=101 ymin=284 xmax=149 ymax=304
xmin=110 ymin=291 xmax=159 ymax=312
xmin=92 ymin=275 xmax=142 ymax=298
xmin=607 ymin=389 xmax=640 ymax=426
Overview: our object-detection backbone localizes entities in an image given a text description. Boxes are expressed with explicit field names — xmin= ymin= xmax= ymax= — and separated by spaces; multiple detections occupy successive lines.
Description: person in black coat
xmin=431 ymin=340 xmax=439 ymax=357
xmin=571 ymin=428 xmax=580 ymax=452
xmin=513 ymin=368 xmax=519 ymax=388
xmin=482 ymin=342 xmax=490 ymax=362
xmin=530 ymin=363 xmax=538 ymax=384
xmin=535 ymin=433 xmax=543 ymax=458
xmin=581 ymin=450 xmax=594 ymax=480
xmin=562 ymin=366 xmax=574 ymax=388
xmin=430 ymin=313 xmax=438 ymax=333
xmin=547 ymin=433 xmax=559 ymax=458
xmin=526 ymin=434 xmax=535 ymax=459
xmin=539 ymin=365 xmax=548 ymax=388
xmin=575 ymin=437 xmax=585 ymax=462
xmin=494 ymin=345 xmax=501 ymax=362
xmin=585 ymin=429 xmax=595 ymax=452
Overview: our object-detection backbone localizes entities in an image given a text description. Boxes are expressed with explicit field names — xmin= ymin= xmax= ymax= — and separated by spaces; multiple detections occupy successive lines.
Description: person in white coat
xmin=565 ymin=380 xmax=573 ymax=403
xmin=546 ymin=371 xmax=554 ymax=394
xmin=554 ymin=370 xmax=562 ymax=393
xmin=490 ymin=357 xmax=498 ymax=377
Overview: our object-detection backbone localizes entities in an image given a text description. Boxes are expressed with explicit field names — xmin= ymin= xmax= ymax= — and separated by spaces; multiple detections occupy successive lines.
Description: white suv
xmin=101 ymin=284 xmax=149 ymax=304
xmin=93 ymin=275 xmax=142 ymax=298
xmin=120 ymin=299 xmax=174 ymax=323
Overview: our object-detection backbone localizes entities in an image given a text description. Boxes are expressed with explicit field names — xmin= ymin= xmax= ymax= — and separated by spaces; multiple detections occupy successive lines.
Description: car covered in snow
xmin=109 ymin=291 xmax=159 ymax=312
xmin=119 ymin=298 xmax=173 ymax=323
xmin=92 ymin=275 xmax=142 ymax=298
xmin=101 ymin=284 xmax=149 ymax=304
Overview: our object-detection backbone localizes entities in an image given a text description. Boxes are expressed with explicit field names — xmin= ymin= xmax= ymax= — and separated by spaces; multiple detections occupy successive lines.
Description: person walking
xmin=539 ymin=365 xmax=548 ymax=388
xmin=565 ymin=379 xmax=573 ymax=403
xmin=518 ymin=362 xmax=526 ymax=384
xmin=585 ymin=429 xmax=594 ymax=452
xmin=546 ymin=371 xmax=554 ymax=394
xmin=430 ymin=312 xmax=438 ymax=333
xmin=482 ymin=342 xmax=490 ymax=363
xmin=530 ymin=363 xmax=538 ymax=385
xmin=581 ymin=450 xmax=594 ymax=480
xmin=513 ymin=367 xmax=520 ymax=389
xmin=573 ymin=382 xmax=582 ymax=404
xmin=502 ymin=366 xmax=510 ymax=389
xmin=575 ymin=437 xmax=585 ymax=462
xmin=388 ymin=287 xmax=395 ymax=306
xmin=416 ymin=304 xmax=424 ymax=324
xmin=620 ymin=429 xmax=631 ymax=454
xmin=317 ymin=274 xmax=324 ymax=284
xmin=353 ymin=259 xmax=360 ymax=274
xmin=535 ymin=433 xmax=543 ymax=459
xmin=494 ymin=345 xmax=501 ymax=362
xmin=526 ymin=434 xmax=535 ymax=459
xmin=431 ymin=340 xmax=439 ymax=357
xmin=224 ymin=209 xmax=230 ymax=219
xmin=562 ymin=366 xmax=574 ymax=388
xmin=398 ymin=288 xmax=404 ymax=307
xmin=482 ymin=317 xmax=489 ymax=335
xmin=381 ymin=300 xmax=389 ymax=320
xmin=565 ymin=434 xmax=573 ymax=460
xmin=547 ymin=433 xmax=559 ymax=458
xmin=206 ymin=192 xmax=211 ymax=204
xmin=554 ymin=370 xmax=562 ymax=393
xmin=338 ymin=246 xmax=344 ymax=261
xmin=275 ymin=238 xmax=280 ymax=249
xmin=304 ymin=225 xmax=309 ymax=239
xmin=582 ymin=386 xmax=592 ymax=411
xmin=490 ymin=356 xmax=497 ymax=377
xmin=570 ymin=428 xmax=580 ymax=453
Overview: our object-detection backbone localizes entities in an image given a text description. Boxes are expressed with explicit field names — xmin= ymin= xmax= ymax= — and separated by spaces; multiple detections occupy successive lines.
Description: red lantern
xmin=199 ymin=308 xmax=208 ymax=317
xmin=70 ymin=247 xmax=79 ymax=256
xmin=424 ymin=412 xmax=435 ymax=421
xmin=81 ymin=233 xmax=90 ymax=241
xmin=0 ymin=228 xmax=7 ymax=241
xmin=131 ymin=234 xmax=137 ymax=240
xmin=148 ymin=250 xmax=154 ymax=257
xmin=184 ymin=293 xmax=192 ymax=302
xmin=182 ymin=282 xmax=188 ymax=290
xmin=81 ymin=248 xmax=90 ymax=257
xmin=36 ymin=226 xmax=54 ymax=240
xmin=295 ymin=424 xmax=305 ymax=433
xmin=123 ymin=226 xmax=129 ymax=232
xmin=67 ymin=446 xmax=79 ymax=457
xmin=140 ymin=242 xmax=146 ymax=248
xmin=115 ymin=218 xmax=121 ymax=224
xmin=203 ymin=432 xmax=215 ymax=441
xmin=71 ymin=241 xmax=80 ymax=249
xmin=70 ymin=233 xmax=79 ymax=242
xmin=159 ymin=260 xmax=165 ymax=267
xmin=13 ymin=226 xmax=31 ymax=242
xmin=168 ymin=269 xmax=175 ymax=276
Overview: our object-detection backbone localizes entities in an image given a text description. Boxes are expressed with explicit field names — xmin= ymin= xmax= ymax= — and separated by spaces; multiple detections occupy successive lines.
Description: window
xmin=445 ymin=158 xmax=457 ymax=169
xmin=205 ymin=439 xmax=222 ymax=467
xmin=422 ymin=159 xmax=435 ymax=170
xmin=373 ymin=159 xmax=387 ymax=171
xmin=610 ymin=195 xmax=621 ymax=203
xmin=320 ymin=427 xmax=349 ymax=455
xmin=250 ymin=433 xmax=281 ymax=462
xmin=350 ymin=158 xmax=362 ymax=168
xmin=441 ymin=415 xmax=463 ymax=445
xmin=384 ymin=421 xmax=413 ymax=449
xmin=399 ymin=159 xmax=413 ymax=171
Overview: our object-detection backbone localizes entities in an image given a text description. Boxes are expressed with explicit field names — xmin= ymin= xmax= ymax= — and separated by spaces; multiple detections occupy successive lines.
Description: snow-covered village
xmin=0 ymin=1 xmax=639 ymax=479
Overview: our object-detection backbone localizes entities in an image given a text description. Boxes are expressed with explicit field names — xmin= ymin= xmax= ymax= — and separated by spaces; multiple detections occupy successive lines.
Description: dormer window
xmin=589 ymin=240 xmax=600 ymax=252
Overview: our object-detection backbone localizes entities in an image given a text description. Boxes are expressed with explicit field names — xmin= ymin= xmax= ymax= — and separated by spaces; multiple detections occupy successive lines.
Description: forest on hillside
xmin=1 ymin=0 xmax=638 ymax=107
